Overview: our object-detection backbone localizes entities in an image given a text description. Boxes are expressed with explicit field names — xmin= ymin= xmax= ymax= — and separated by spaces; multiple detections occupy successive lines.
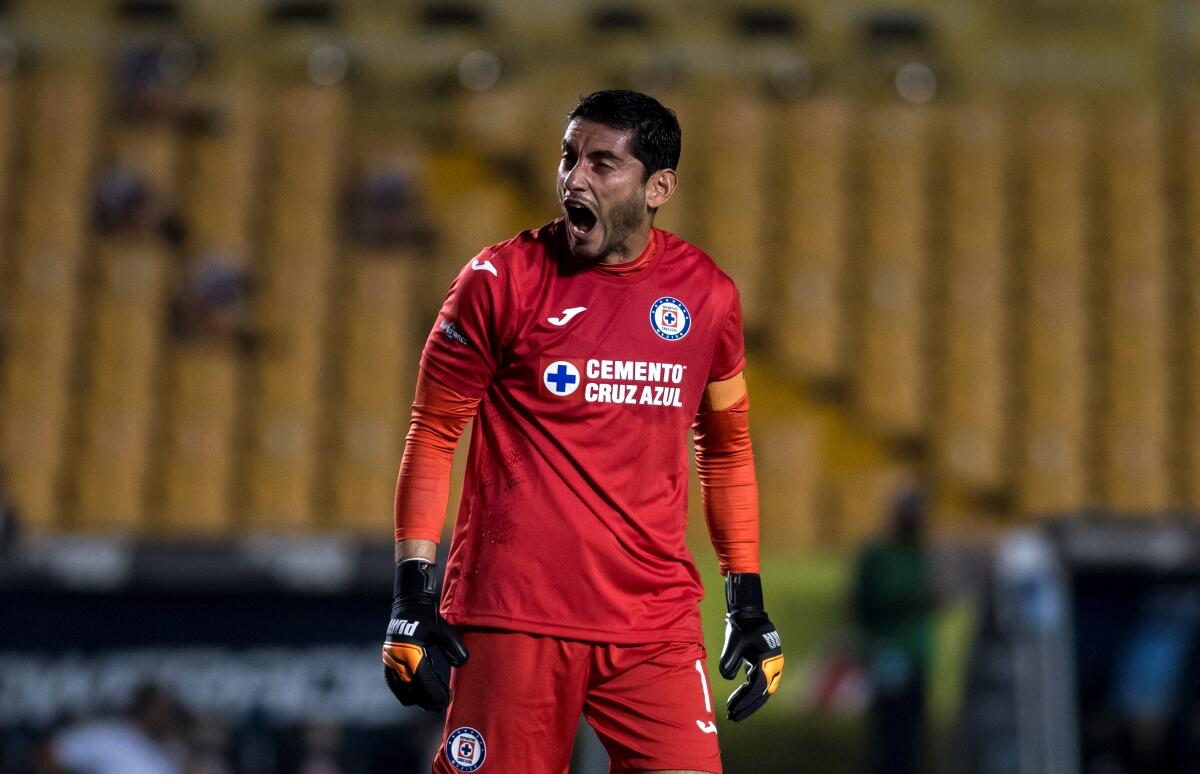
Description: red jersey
xmin=421 ymin=220 xmax=745 ymax=644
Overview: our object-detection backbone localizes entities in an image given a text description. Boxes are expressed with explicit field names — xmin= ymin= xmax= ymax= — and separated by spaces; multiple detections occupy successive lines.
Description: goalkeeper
xmin=382 ymin=90 xmax=783 ymax=774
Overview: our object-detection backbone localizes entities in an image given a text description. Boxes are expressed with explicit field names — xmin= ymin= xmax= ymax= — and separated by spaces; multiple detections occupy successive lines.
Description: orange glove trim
xmin=763 ymin=654 xmax=785 ymax=695
xmin=382 ymin=642 xmax=426 ymax=683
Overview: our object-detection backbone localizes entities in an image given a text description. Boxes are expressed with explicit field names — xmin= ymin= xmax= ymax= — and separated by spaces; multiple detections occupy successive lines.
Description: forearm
xmin=393 ymin=368 xmax=479 ymax=550
xmin=693 ymin=383 xmax=761 ymax=575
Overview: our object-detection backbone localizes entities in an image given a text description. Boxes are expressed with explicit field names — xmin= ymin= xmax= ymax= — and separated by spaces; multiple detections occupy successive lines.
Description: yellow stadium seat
xmin=331 ymin=252 xmax=420 ymax=533
xmin=75 ymin=241 xmax=170 ymax=532
xmin=776 ymin=95 xmax=851 ymax=381
xmin=425 ymin=151 xmax=521 ymax=289
xmin=856 ymin=103 xmax=931 ymax=439
xmin=699 ymin=92 xmax=770 ymax=336
xmin=111 ymin=123 xmax=176 ymax=195
xmin=156 ymin=70 xmax=260 ymax=535
xmin=0 ymin=76 xmax=19 ymax=279
xmin=937 ymin=103 xmax=1009 ymax=492
xmin=245 ymin=82 xmax=346 ymax=531
xmin=0 ymin=63 xmax=101 ymax=531
xmin=1185 ymin=100 xmax=1200 ymax=512
xmin=159 ymin=349 xmax=240 ymax=535
xmin=1098 ymin=103 xmax=1170 ymax=512
xmin=1018 ymin=104 xmax=1090 ymax=516
xmin=181 ymin=70 xmax=259 ymax=257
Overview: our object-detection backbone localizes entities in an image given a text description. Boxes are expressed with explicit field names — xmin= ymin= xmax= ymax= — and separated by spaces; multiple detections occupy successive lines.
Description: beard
xmin=592 ymin=187 xmax=647 ymax=261
xmin=561 ymin=183 xmax=649 ymax=262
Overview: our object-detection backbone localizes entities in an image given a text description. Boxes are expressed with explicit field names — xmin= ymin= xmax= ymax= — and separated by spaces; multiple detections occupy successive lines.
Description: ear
xmin=645 ymin=168 xmax=677 ymax=210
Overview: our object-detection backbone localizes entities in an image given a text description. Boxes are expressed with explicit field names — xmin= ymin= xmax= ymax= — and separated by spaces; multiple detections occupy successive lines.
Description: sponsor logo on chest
xmin=541 ymin=358 xmax=686 ymax=408
xmin=536 ymin=294 xmax=695 ymax=409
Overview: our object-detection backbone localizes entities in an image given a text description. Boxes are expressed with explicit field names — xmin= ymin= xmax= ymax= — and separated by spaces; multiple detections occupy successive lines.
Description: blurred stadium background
xmin=0 ymin=0 xmax=1198 ymax=772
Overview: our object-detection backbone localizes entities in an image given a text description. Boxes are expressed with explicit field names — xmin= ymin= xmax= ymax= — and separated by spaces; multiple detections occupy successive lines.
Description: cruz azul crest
xmin=650 ymin=297 xmax=691 ymax=341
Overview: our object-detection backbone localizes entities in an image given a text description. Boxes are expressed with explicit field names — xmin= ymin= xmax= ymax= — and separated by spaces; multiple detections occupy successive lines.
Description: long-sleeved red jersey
xmin=414 ymin=221 xmax=746 ymax=644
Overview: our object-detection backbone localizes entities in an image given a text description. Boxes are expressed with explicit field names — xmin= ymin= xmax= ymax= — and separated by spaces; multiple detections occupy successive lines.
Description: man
xmin=382 ymin=89 xmax=783 ymax=774
xmin=852 ymin=489 xmax=934 ymax=774
xmin=38 ymin=683 xmax=186 ymax=774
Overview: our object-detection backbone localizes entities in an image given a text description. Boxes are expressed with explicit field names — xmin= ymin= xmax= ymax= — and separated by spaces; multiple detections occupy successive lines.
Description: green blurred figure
xmin=852 ymin=489 xmax=934 ymax=774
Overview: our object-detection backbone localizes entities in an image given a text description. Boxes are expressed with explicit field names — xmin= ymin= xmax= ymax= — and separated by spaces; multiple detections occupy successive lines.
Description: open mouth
xmin=564 ymin=201 xmax=598 ymax=238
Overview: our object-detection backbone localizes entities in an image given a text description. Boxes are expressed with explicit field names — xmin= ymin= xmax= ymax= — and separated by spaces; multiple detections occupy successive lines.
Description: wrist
xmin=394 ymin=558 xmax=437 ymax=599
xmin=725 ymin=572 xmax=765 ymax=614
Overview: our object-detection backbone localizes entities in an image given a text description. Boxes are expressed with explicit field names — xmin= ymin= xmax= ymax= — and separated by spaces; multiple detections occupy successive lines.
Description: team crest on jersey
xmin=650 ymin=297 xmax=691 ymax=341
xmin=446 ymin=727 xmax=486 ymax=772
xmin=542 ymin=360 xmax=581 ymax=396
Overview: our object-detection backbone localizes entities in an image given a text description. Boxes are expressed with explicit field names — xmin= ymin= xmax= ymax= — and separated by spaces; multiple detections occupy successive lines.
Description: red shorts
xmin=431 ymin=629 xmax=722 ymax=774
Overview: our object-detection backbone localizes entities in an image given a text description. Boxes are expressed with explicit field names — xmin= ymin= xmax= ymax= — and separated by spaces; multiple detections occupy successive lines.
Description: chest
xmin=499 ymin=267 xmax=724 ymax=413
xmin=517 ymin=271 xmax=718 ymax=364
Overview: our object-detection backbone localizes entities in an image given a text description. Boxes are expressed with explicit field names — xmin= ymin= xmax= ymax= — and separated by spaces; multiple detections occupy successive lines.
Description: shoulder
xmin=468 ymin=222 xmax=557 ymax=282
xmin=658 ymin=229 xmax=740 ymax=302
xmin=446 ymin=228 xmax=547 ymax=310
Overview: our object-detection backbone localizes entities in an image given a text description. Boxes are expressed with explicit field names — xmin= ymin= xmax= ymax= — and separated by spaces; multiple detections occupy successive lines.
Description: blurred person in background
xmin=341 ymin=163 xmax=435 ymax=253
xmin=382 ymin=89 xmax=783 ymax=774
xmin=295 ymin=722 xmax=344 ymax=774
xmin=37 ymin=683 xmax=188 ymax=774
xmin=91 ymin=163 xmax=187 ymax=247
xmin=113 ymin=42 xmax=193 ymax=124
xmin=852 ymin=489 xmax=935 ymax=774
xmin=182 ymin=714 xmax=232 ymax=774
xmin=92 ymin=164 xmax=159 ymax=238
xmin=0 ymin=469 xmax=19 ymax=552
xmin=169 ymin=251 xmax=257 ymax=350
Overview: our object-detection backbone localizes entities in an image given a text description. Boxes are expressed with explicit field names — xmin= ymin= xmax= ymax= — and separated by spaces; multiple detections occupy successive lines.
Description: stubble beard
xmin=594 ymin=187 xmax=648 ymax=263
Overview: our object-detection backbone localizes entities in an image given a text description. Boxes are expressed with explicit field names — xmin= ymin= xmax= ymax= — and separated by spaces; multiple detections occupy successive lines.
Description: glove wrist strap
xmin=725 ymin=572 xmax=764 ymax=613
xmin=395 ymin=558 xmax=437 ymax=598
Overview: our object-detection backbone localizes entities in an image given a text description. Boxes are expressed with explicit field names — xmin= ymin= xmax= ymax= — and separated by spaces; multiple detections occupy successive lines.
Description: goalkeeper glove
xmin=381 ymin=558 xmax=469 ymax=712
xmin=718 ymin=572 xmax=784 ymax=722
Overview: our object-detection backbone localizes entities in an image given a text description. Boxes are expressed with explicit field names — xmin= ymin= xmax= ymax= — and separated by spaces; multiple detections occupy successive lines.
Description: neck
xmin=599 ymin=226 xmax=652 ymax=265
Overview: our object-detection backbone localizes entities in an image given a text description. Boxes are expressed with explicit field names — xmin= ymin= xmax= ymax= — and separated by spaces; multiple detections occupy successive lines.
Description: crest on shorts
xmin=446 ymin=727 xmax=486 ymax=772
xmin=650 ymin=297 xmax=691 ymax=341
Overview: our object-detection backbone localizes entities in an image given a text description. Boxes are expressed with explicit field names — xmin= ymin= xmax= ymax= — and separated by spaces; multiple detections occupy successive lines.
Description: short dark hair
xmin=567 ymin=90 xmax=681 ymax=181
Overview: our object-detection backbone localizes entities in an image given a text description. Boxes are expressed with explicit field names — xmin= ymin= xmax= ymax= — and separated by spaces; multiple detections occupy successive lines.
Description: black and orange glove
xmin=382 ymin=559 xmax=469 ymax=712
xmin=718 ymin=572 xmax=784 ymax=722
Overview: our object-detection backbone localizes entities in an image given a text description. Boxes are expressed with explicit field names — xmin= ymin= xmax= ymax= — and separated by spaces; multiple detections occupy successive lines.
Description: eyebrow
xmin=587 ymin=149 xmax=624 ymax=163
xmin=561 ymin=140 xmax=627 ymax=164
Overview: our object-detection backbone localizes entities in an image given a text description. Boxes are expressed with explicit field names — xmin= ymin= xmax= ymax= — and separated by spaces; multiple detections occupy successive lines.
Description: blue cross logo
xmin=543 ymin=361 xmax=580 ymax=396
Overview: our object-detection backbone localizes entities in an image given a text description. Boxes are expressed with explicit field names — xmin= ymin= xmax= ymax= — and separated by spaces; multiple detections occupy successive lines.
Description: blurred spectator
xmin=92 ymin=165 xmax=187 ymax=248
xmin=113 ymin=42 xmax=195 ymax=123
xmin=341 ymin=165 xmax=434 ymax=252
xmin=169 ymin=252 xmax=257 ymax=349
xmin=852 ymin=488 xmax=934 ymax=774
xmin=184 ymin=715 xmax=232 ymax=774
xmin=296 ymin=723 xmax=343 ymax=774
xmin=93 ymin=165 xmax=157 ymax=237
xmin=38 ymin=683 xmax=188 ymax=774
xmin=0 ymin=469 xmax=19 ymax=552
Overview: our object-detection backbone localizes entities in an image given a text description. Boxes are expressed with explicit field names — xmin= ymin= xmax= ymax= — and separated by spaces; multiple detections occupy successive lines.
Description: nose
xmin=562 ymin=159 xmax=587 ymax=193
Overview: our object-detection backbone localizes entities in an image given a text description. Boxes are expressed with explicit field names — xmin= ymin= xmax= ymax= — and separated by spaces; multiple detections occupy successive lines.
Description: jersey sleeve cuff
xmin=708 ymin=356 xmax=746 ymax=384
xmin=394 ymin=527 xmax=444 ymax=543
